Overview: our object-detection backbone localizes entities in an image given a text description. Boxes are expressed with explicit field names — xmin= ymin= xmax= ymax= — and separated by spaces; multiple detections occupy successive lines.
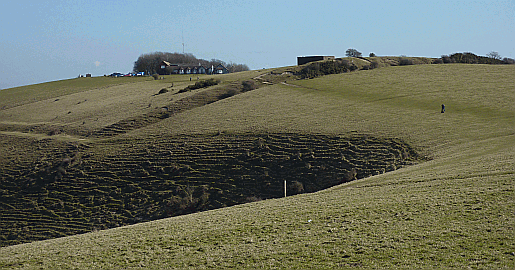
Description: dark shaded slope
xmin=0 ymin=133 xmax=420 ymax=247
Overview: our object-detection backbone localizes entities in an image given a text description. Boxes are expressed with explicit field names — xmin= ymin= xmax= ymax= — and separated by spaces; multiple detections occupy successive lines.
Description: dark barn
xmin=297 ymin=56 xmax=335 ymax=65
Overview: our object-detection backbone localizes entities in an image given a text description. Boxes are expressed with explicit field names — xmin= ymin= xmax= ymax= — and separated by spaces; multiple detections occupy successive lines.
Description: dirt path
xmin=0 ymin=131 xmax=91 ymax=143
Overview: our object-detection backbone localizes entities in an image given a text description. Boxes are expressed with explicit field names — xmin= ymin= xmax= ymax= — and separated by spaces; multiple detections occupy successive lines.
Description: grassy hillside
xmin=1 ymin=62 xmax=514 ymax=268
xmin=0 ymin=76 xmax=150 ymax=110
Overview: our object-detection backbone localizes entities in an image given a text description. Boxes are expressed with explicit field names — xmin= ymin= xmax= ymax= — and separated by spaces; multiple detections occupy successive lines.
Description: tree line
xmin=133 ymin=52 xmax=250 ymax=75
xmin=439 ymin=52 xmax=514 ymax=64
xmin=346 ymin=48 xmax=514 ymax=65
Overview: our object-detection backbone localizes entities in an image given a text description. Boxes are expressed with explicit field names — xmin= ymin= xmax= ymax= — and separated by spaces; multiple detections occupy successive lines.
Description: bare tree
xmin=226 ymin=62 xmax=250 ymax=73
xmin=487 ymin=51 xmax=502 ymax=60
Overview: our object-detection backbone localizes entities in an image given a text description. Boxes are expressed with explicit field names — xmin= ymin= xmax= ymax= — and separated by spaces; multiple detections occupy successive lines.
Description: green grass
xmin=0 ymin=73 xmax=256 ymax=137
xmin=0 ymin=63 xmax=514 ymax=268
xmin=0 ymin=76 xmax=152 ymax=110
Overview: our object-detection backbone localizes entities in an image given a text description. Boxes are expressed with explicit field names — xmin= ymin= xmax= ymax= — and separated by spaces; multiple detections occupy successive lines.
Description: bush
xmin=47 ymin=127 xmax=62 ymax=136
xmin=241 ymin=80 xmax=257 ymax=92
xmin=361 ymin=65 xmax=370 ymax=70
xmin=289 ymin=181 xmax=304 ymax=195
xmin=369 ymin=52 xmax=376 ymax=57
xmin=370 ymin=61 xmax=379 ymax=69
xmin=441 ymin=55 xmax=453 ymax=64
xmin=245 ymin=196 xmax=262 ymax=203
xmin=446 ymin=52 xmax=504 ymax=64
xmin=432 ymin=58 xmax=444 ymax=64
xmin=341 ymin=168 xmax=357 ymax=183
xmin=399 ymin=58 xmax=414 ymax=66
xmin=152 ymin=74 xmax=159 ymax=80
xmin=299 ymin=60 xmax=350 ymax=79
xmin=502 ymin=57 xmax=515 ymax=64
xmin=180 ymin=78 xmax=220 ymax=92
xmin=218 ymin=89 xmax=238 ymax=100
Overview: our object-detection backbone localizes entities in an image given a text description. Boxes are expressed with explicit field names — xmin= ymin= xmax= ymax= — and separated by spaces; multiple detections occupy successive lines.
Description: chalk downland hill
xmin=0 ymin=59 xmax=514 ymax=269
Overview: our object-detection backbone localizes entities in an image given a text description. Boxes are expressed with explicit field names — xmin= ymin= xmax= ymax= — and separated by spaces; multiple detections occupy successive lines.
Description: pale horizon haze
xmin=1 ymin=0 xmax=514 ymax=89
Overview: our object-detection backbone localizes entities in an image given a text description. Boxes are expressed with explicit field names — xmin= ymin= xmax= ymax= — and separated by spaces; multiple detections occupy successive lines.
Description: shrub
xmin=369 ymin=52 xmax=376 ymax=57
xmin=502 ymin=57 xmax=515 ymax=64
xmin=432 ymin=58 xmax=444 ymax=64
xmin=446 ymin=52 xmax=504 ymax=64
xmin=399 ymin=58 xmax=414 ymax=66
xmin=245 ymin=196 xmax=262 ymax=203
xmin=152 ymin=74 xmax=159 ymax=80
xmin=341 ymin=168 xmax=357 ymax=183
xmin=218 ymin=89 xmax=238 ymax=100
xmin=361 ymin=65 xmax=370 ymax=70
xmin=370 ymin=61 xmax=379 ymax=69
xmin=180 ymin=78 xmax=220 ymax=93
xmin=451 ymin=52 xmax=478 ymax=64
xmin=241 ymin=80 xmax=257 ymax=92
xmin=441 ymin=55 xmax=453 ymax=64
xmin=289 ymin=181 xmax=304 ymax=195
xmin=47 ymin=127 xmax=62 ymax=136
xmin=157 ymin=112 xmax=170 ymax=119
xmin=299 ymin=60 xmax=350 ymax=79
xmin=189 ymin=78 xmax=219 ymax=90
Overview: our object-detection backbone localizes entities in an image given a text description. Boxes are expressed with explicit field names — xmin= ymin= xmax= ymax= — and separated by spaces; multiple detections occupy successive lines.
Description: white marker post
xmin=284 ymin=180 xmax=287 ymax=197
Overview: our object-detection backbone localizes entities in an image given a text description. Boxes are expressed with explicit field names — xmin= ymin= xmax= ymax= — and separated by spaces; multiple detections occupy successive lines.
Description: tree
xmin=369 ymin=52 xmax=376 ymax=57
xmin=226 ymin=62 xmax=250 ymax=73
xmin=502 ymin=57 xmax=515 ymax=64
xmin=346 ymin=48 xmax=362 ymax=57
xmin=132 ymin=52 xmax=249 ymax=75
xmin=441 ymin=55 xmax=453 ymax=63
xmin=487 ymin=51 xmax=502 ymax=60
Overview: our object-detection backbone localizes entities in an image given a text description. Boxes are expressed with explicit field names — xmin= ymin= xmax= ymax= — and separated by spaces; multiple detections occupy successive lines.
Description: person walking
xmin=441 ymin=104 xmax=445 ymax=113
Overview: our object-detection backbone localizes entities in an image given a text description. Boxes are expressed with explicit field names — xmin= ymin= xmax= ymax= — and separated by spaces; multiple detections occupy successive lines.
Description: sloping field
xmin=0 ymin=133 xmax=418 ymax=247
xmin=0 ymin=63 xmax=514 ymax=268
xmin=0 ymin=73 xmax=257 ymax=137
xmin=0 ymin=76 xmax=150 ymax=110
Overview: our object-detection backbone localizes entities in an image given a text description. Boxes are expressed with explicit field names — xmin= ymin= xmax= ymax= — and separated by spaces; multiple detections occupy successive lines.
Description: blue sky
xmin=1 ymin=0 xmax=514 ymax=89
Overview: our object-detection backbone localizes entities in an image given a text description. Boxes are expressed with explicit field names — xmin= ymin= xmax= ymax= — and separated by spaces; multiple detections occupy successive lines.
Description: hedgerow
xmin=299 ymin=60 xmax=355 ymax=79
xmin=179 ymin=78 xmax=220 ymax=93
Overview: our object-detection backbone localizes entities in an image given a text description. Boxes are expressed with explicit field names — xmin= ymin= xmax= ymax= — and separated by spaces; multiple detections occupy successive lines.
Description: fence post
xmin=284 ymin=180 xmax=287 ymax=197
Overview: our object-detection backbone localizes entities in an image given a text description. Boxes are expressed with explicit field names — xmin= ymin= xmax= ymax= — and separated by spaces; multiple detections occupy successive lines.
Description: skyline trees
xmin=133 ymin=52 xmax=249 ymax=75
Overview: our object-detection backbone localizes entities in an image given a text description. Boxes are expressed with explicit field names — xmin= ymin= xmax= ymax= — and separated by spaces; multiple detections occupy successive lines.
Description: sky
xmin=1 ymin=0 xmax=514 ymax=89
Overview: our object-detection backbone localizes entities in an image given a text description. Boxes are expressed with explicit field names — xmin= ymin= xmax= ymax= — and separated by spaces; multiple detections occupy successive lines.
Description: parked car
xmin=136 ymin=72 xmax=145 ymax=76
xmin=110 ymin=72 xmax=123 ymax=77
